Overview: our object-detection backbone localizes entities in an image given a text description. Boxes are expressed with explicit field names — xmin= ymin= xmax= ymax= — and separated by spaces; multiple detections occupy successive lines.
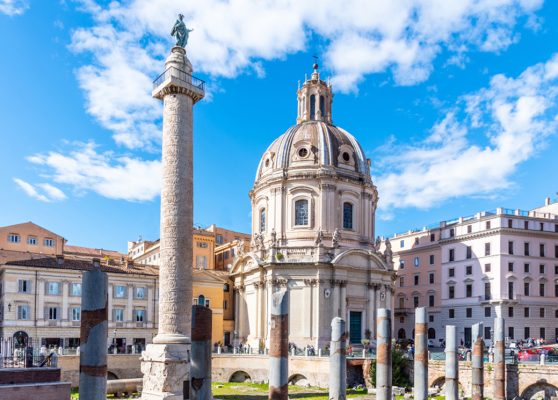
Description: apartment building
xmin=391 ymin=227 xmax=442 ymax=342
xmin=127 ymin=224 xmax=249 ymax=346
xmin=0 ymin=251 xmax=157 ymax=353
xmin=391 ymin=198 xmax=558 ymax=346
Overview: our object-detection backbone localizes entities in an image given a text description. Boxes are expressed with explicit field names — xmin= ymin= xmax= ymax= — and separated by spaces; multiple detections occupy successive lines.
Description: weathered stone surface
xmin=141 ymin=343 xmax=190 ymax=399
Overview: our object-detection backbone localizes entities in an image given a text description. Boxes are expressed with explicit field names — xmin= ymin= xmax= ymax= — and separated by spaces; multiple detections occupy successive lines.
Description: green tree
xmin=369 ymin=348 xmax=412 ymax=389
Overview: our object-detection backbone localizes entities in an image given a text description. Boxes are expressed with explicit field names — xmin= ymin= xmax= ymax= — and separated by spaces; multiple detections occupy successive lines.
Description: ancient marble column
xmin=414 ymin=307 xmax=428 ymax=400
xmin=79 ymin=259 xmax=108 ymax=400
xmin=445 ymin=325 xmax=458 ymax=400
xmin=190 ymin=305 xmax=212 ymax=400
xmin=329 ymin=317 xmax=347 ymax=400
xmin=269 ymin=288 xmax=289 ymax=400
xmin=493 ymin=318 xmax=505 ymax=400
xmin=376 ymin=308 xmax=392 ymax=400
xmin=471 ymin=322 xmax=484 ymax=400
xmin=141 ymin=45 xmax=205 ymax=400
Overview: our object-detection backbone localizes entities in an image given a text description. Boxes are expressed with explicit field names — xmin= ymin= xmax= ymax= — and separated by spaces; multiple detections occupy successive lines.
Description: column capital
xmin=303 ymin=278 xmax=319 ymax=287
xmin=268 ymin=277 xmax=288 ymax=288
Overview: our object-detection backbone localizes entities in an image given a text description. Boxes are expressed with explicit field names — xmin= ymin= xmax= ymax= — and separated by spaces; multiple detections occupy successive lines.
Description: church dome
xmin=254 ymin=63 xmax=371 ymax=185
xmin=255 ymin=121 xmax=369 ymax=181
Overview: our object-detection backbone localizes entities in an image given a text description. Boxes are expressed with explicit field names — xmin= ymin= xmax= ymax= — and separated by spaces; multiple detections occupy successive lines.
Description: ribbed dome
xmin=255 ymin=121 xmax=369 ymax=181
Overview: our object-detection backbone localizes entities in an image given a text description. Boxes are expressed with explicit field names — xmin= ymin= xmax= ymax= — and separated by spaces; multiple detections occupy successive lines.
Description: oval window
xmin=342 ymin=152 xmax=351 ymax=162
xmin=265 ymin=159 xmax=270 ymax=167
xmin=298 ymin=148 xmax=309 ymax=158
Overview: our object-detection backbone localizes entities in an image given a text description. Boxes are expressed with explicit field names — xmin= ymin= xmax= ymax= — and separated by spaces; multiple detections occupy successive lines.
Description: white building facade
xmin=231 ymin=64 xmax=394 ymax=349
xmin=391 ymin=198 xmax=558 ymax=346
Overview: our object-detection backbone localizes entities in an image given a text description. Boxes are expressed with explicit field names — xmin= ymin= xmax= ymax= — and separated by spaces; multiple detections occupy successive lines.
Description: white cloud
xmin=27 ymin=142 xmax=162 ymax=202
xmin=0 ymin=0 xmax=28 ymax=16
xmin=375 ymin=53 xmax=558 ymax=211
xmin=70 ymin=0 xmax=543 ymax=149
xmin=13 ymin=178 xmax=66 ymax=202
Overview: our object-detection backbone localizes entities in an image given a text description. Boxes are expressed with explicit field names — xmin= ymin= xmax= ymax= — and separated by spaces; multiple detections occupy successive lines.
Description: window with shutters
xmin=71 ymin=307 xmax=81 ymax=321
xmin=47 ymin=282 xmax=60 ymax=295
xmin=114 ymin=285 xmax=127 ymax=298
xmin=18 ymin=279 xmax=31 ymax=293
xmin=135 ymin=287 xmax=146 ymax=299
xmin=134 ymin=309 xmax=146 ymax=322
xmin=71 ymin=283 xmax=81 ymax=296
xmin=17 ymin=305 xmax=30 ymax=320
xmin=114 ymin=308 xmax=124 ymax=322
xmin=8 ymin=233 xmax=20 ymax=243
xmin=48 ymin=307 xmax=59 ymax=320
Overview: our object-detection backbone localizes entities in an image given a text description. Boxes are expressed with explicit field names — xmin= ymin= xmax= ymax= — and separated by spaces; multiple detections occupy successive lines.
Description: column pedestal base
xmin=141 ymin=343 xmax=190 ymax=400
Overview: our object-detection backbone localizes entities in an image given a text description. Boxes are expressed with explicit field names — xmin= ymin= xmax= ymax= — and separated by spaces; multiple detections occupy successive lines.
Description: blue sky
xmin=1 ymin=0 xmax=558 ymax=252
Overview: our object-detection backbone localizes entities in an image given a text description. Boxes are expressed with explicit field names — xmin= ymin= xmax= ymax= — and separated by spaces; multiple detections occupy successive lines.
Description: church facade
xmin=231 ymin=65 xmax=394 ymax=349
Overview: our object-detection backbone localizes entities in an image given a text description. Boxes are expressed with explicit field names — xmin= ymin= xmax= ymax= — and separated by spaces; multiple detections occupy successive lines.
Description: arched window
xmin=198 ymin=295 xmax=205 ymax=306
xmin=310 ymin=95 xmax=316 ymax=120
xmin=259 ymin=208 xmax=266 ymax=232
xmin=398 ymin=328 xmax=406 ymax=339
xmin=343 ymin=202 xmax=353 ymax=229
xmin=319 ymin=95 xmax=325 ymax=117
xmin=295 ymin=199 xmax=309 ymax=226
xmin=428 ymin=328 xmax=436 ymax=339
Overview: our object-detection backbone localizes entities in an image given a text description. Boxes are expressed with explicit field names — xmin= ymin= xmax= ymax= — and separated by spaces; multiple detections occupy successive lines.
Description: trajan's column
xmin=141 ymin=15 xmax=204 ymax=400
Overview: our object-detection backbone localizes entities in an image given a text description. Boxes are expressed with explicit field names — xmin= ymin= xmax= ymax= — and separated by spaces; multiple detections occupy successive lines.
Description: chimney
xmin=545 ymin=197 xmax=551 ymax=206
xmin=125 ymin=259 xmax=134 ymax=269
xmin=56 ymin=255 xmax=64 ymax=266
xmin=92 ymin=258 xmax=101 ymax=268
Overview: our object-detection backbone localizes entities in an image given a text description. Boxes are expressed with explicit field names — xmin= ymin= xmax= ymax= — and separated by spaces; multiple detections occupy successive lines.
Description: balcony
xmin=152 ymin=66 xmax=205 ymax=102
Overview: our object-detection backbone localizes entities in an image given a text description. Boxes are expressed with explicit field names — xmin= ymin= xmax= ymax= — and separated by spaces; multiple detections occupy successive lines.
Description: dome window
xmin=265 ymin=159 xmax=270 ymax=168
xmin=295 ymin=199 xmax=309 ymax=226
xmin=343 ymin=202 xmax=353 ymax=230
xmin=342 ymin=152 xmax=351 ymax=162
xmin=298 ymin=147 xmax=309 ymax=158
xmin=259 ymin=208 xmax=266 ymax=233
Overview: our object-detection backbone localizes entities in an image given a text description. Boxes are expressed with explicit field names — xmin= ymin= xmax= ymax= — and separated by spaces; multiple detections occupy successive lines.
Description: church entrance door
xmin=349 ymin=311 xmax=362 ymax=343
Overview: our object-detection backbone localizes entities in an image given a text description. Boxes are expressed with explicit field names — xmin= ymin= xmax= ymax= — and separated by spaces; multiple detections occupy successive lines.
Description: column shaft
xmin=269 ymin=289 xmax=289 ymax=400
xmin=376 ymin=308 xmax=392 ymax=400
xmin=79 ymin=261 xmax=108 ymax=400
xmin=471 ymin=322 xmax=484 ymax=400
xmin=191 ymin=305 xmax=212 ymax=400
xmin=329 ymin=317 xmax=347 ymax=400
xmin=445 ymin=325 xmax=458 ymax=400
xmin=493 ymin=318 xmax=505 ymax=400
xmin=414 ymin=307 xmax=428 ymax=400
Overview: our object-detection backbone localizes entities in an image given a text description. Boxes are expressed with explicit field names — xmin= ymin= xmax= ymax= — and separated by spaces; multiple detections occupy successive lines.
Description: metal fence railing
xmin=153 ymin=66 xmax=205 ymax=93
